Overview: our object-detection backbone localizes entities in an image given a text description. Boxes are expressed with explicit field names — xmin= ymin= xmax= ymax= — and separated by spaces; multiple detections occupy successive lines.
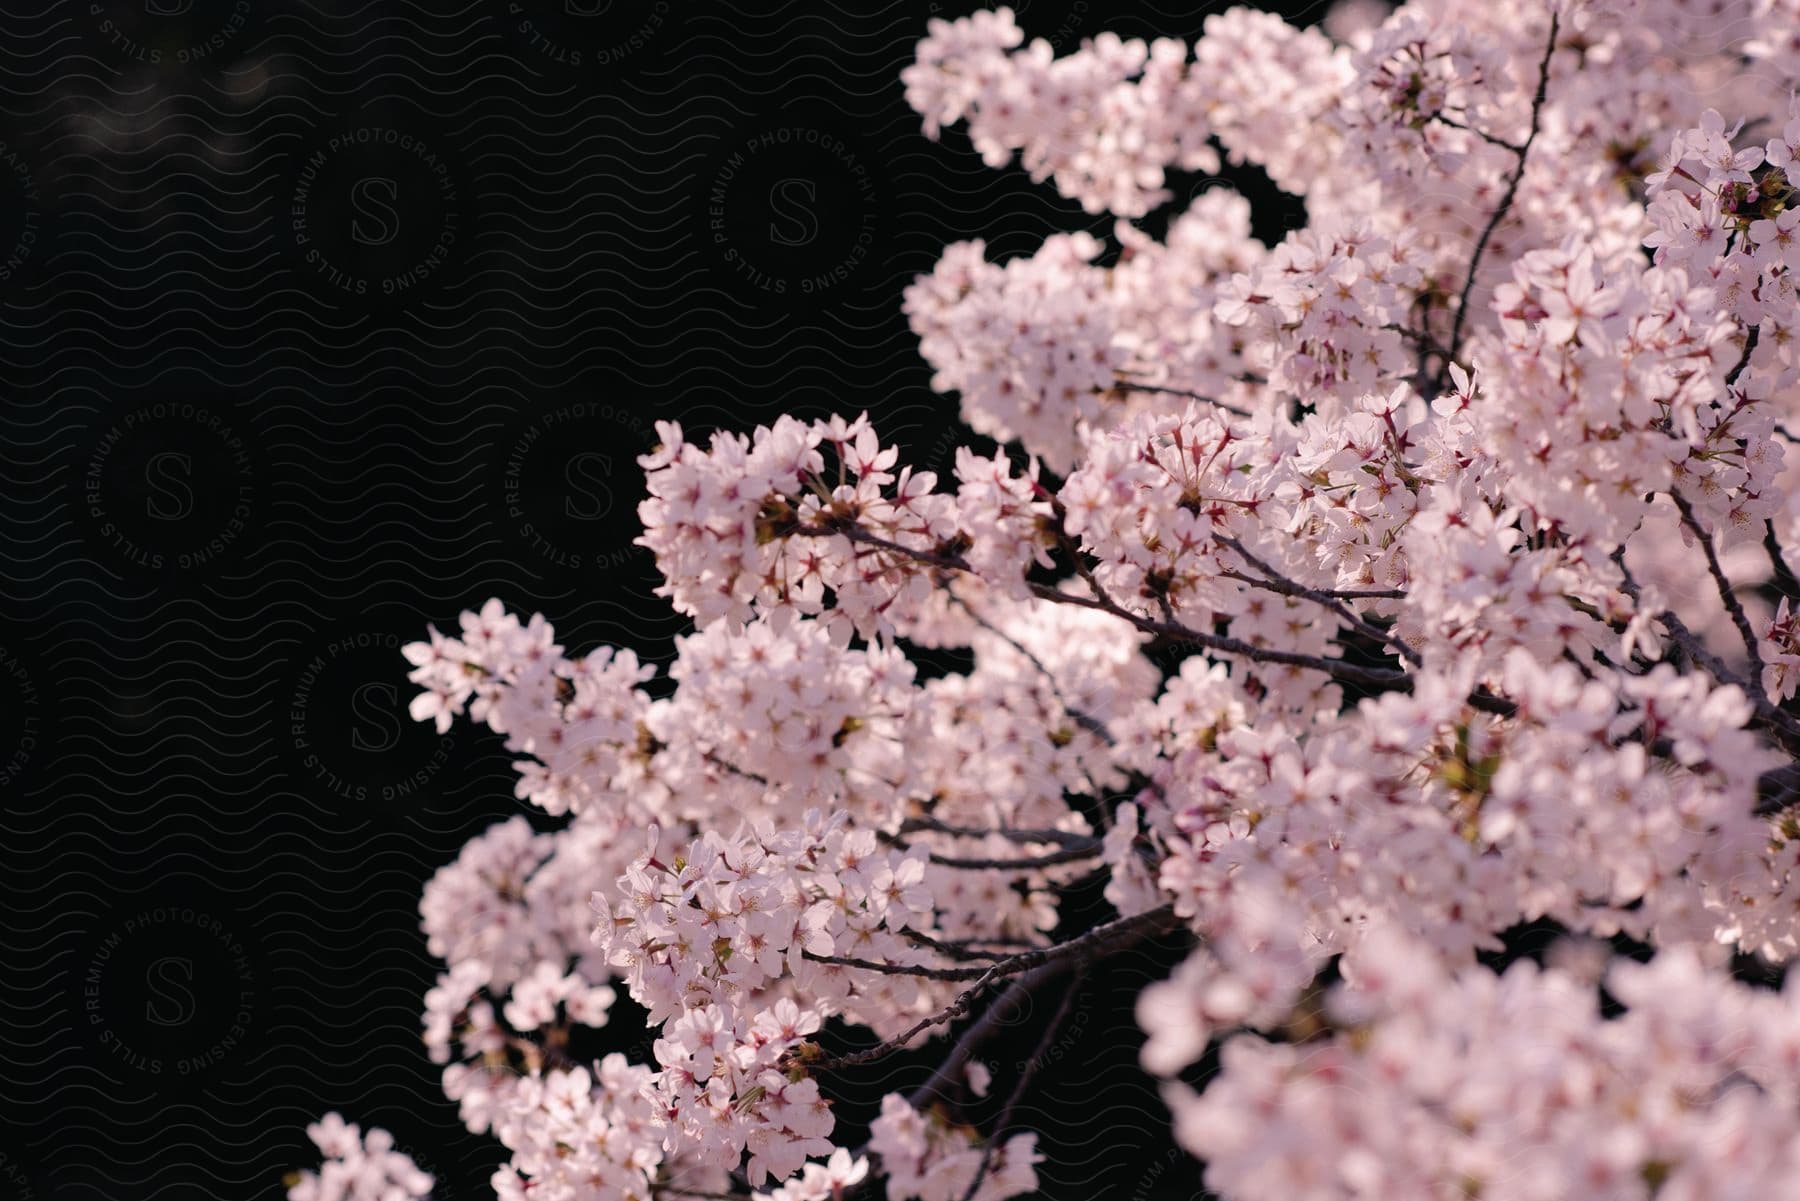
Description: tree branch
xmin=804 ymin=950 xmax=998 ymax=981
xmin=1616 ymin=544 xmax=1800 ymax=750
xmin=1216 ymin=535 xmax=1421 ymax=666
xmin=805 ymin=905 xmax=1180 ymax=1074
xmin=899 ymin=817 xmax=1096 ymax=849
xmin=1445 ymin=10 xmax=1559 ymax=368
xmin=905 ymin=965 xmax=1065 ymax=1115
xmin=1765 ymin=520 xmax=1800 ymax=602
xmin=798 ymin=523 xmax=1546 ymax=728
xmin=804 ymin=521 xmax=1415 ymax=692
xmin=884 ymin=835 xmax=1105 ymax=872
xmin=947 ymin=588 xmax=1117 ymax=746
xmin=1726 ymin=324 xmax=1760 ymax=389
xmin=900 ymin=928 xmax=1022 ymax=961
xmin=1026 ymin=578 xmax=1410 ymax=689
xmin=1671 ymin=490 xmax=1768 ymax=699
xmin=957 ymin=969 xmax=1086 ymax=1201
xmin=1110 ymin=381 xmax=1251 ymax=418
xmin=1429 ymin=112 xmax=1527 ymax=155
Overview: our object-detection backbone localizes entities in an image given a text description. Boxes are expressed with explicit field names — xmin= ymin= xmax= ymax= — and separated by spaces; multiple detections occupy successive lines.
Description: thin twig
xmin=1766 ymin=521 xmax=1800 ymax=602
xmin=1445 ymin=10 xmax=1560 ymax=368
xmin=1382 ymin=317 xmax=1463 ymax=385
xmin=1216 ymin=535 xmax=1421 ymax=666
xmin=898 ymin=841 xmax=1104 ymax=872
xmin=1110 ymin=381 xmax=1251 ymax=418
xmin=957 ymin=969 xmax=1086 ymax=1201
xmin=1027 ymin=578 xmax=1410 ymax=688
xmin=1429 ymin=112 xmax=1527 ymax=155
xmin=803 ymin=522 xmax=1529 ymax=717
xmin=899 ymin=816 xmax=1096 ymax=848
xmin=906 ymin=965 xmax=1065 ymax=1114
xmin=703 ymin=751 xmax=771 ymax=787
xmin=900 ymin=928 xmax=1023 ymax=961
xmin=948 ymin=588 xmax=1116 ymax=745
xmin=808 ymin=521 xmax=1413 ymax=692
xmin=807 ymin=905 xmax=1179 ymax=1074
xmin=803 ymin=950 xmax=996 ymax=981
xmin=1671 ymin=490 xmax=1768 ymax=699
xmin=1046 ymin=496 xmax=1123 ymax=614
xmin=1616 ymin=544 xmax=1800 ymax=749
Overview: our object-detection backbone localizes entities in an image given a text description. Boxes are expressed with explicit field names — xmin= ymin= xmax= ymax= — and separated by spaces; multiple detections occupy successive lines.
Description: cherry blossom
xmin=288 ymin=1114 xmax=433 ymax=1201
xmin=1160 ymin=925 xmax=1800 ymax=1201
xmin=290 ymin=2 xmax=1800 ymax=1198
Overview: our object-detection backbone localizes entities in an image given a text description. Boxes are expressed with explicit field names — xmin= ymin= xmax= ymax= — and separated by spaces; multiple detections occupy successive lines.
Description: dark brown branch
xmin=957 ymin=970 xmax=1086 ymax=1201
xmin=903 ymin=962 xmax=1071 ymax=1117
xmin=1110 ymin=381 xmax=1251 ymax=418
xmin=806 ymin=905 xmax=1179 ymax=1074
xmin=900 ymin=928 xmax=1023 ymax=961
xmin=1025 ymin=578 xmax=1410 ymax=689
xmin=703 ymin=751 xmax=771 ymax=787
xmin=1758 ymin=761 xmax=1800 ymax=816
xmin=948 ymin=588 xmax=1116 ymax=745
xmin=801 ymin=523 xmax=1541 ymax=726
xmin=804 ymin=521 xmax=1415 ymax=692
xmin=1269 ymin=583 xmax=1409 ymax=600
xmin=1657 ymin=605 xmax=1748 ymax=691
xmin=1766 ymin=520 xmax=1800 ymax=601
xmin=1045 ymin=496 xmax=1123 ymax=615
xmin=804 ymin=950 xmax=995 ymax=981
xmin=1381 ymin=318 xmax=1463 ymax=386
xmin=899 ymin=816 xmax=1096 ymax=848
xmin=1467 ymin=689 xmax=1520 ymax=718
xmin=1216 ymin=535 xmax=1421 ymax=666
xmin=1428 ymin=112 xmax=1527 ymax=155
xmin=1659 ymin=603 xmax=1800 ymax=748
xmin=1616 ymin=545 xmax=1800 ymax=750
xmin=914 ymin=844 xmax=1103 ymax=872
xmin=877 ymin=826 xmax=1104 ymax=872
xmin=1726 ymin=324 xmax=1760 ymax=389
xmin=1671 ymin=490 xmax=1768 ymax=699
xmin=1445 ymin=10 xmax=1559 ymax=367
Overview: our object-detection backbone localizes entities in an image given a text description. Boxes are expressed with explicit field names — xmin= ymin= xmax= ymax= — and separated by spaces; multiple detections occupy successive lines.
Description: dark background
xmin=0 ymin=2 xmax=1330 ymax=1197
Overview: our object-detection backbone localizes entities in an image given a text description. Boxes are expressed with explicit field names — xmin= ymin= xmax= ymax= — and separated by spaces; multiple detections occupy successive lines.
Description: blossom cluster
xmin=288 ymin=1114 xmax=432 ymax=1201
xmin=591 ymin=815 xmax=955 ymax=1183
xmin=867 ymin=1095 xmax=1042 ymax=1201
xmin=285 ymin=1 xmax=1800 ymax=1199
xmin=1130 ymin=647 xmax=1792 ymax=1049
xmin=902 ymin=9 xmax=1221 ymax=217
xmin=594 ymin=815 xmax=939 ymax=1026
xmin=1160 ymin=926 xmax=1800 ymax=1201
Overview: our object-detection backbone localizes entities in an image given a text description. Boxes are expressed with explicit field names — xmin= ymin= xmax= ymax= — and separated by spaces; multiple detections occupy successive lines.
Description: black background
xmin=0 ymin=2 xmax=1330 ymax=1197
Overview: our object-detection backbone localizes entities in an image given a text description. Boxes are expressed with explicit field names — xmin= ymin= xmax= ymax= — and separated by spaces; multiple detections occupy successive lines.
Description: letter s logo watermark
xmin=768 ymin=179 xmax=820 ymax=247
xmin=351 ymin=178 xmax=401 ymax=246
xmin=145 ymin=957 xmax=197 ymax=1026
xmin=349 ymin=681 xmax=404 ymax=752
xmin=144 ymin=452 xmax=194 ymax=521
xmin=563 ymin=451 xmax=613 ymax=520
